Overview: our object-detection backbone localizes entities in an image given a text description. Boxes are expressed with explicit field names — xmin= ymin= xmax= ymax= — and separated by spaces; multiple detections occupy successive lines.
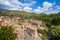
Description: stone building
xmin=12 ymin=16 xmax=21 ymax=23
xmin=31 ymin=20 xmax=46 ymax=30
xmin=0 ymin=16 xmax=43 ymax=40
xmin=21 ymin=22 xmax=42 ymax=40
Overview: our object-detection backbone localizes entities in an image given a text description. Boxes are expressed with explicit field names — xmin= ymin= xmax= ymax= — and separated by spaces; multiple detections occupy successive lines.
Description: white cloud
xmin=45 ymin=9 xmax=59 ymax=14
xmin=0 ymin=0 xmax=36 ymax=11
xmin=0 ymin=0 xmax=11 ymax=6
xmin=43 ymin=1 xmax=53 ymax=11
xmin=0 ymin=0 xmax=59 ymax=14
xmin=34 ymin=7 xmax=43 ymax=13
xmin=56 ymin=6 xmax=60 ymax=9
xmin=37 ymin=7 xmax=41 ymax=9
xmin=0 ymin=0 xmax=21 ymax=10
xmin=23 ymin=6 xmax=32 ymax=12
xmin=21 ymin=1 xmax=36 ymax=7
xmin=43 ymin=2 xmax=53 ymax=9
xmin=34 ymin=9 xmax=43 ymax=13
xmin=33 ymin=2 xmax=54 ymax=14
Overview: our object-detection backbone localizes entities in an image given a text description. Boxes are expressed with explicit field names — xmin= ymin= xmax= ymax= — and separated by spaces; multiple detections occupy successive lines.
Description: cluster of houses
xmin=0 ymin=16 xmax=46 ymax=40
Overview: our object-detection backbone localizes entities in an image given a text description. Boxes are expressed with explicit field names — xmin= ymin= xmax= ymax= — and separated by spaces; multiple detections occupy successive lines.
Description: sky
xmin=0 ymin=0 xmax=60 ymax=14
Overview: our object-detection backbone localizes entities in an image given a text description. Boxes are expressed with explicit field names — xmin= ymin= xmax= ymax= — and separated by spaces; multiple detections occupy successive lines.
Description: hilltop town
xmin=0 ymin=10 xmax=60 ymax=40
xmin=0 ymin=16 xmax=46 ymax=40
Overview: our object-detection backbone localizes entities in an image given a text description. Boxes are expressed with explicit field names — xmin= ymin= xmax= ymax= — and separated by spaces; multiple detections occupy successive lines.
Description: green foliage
xmin=0 ymin=10 xmax=60 ymax=26
xmin=51 ymin=17 xmax=60 ymax=26
xmin=48 ymin=25 xmax=60 ymax=40
xmin=37 ymin=29 xmax=47 ymax=40
xmin=38 ymin=29 xmax=46 ymax=35
xmin=0 ymin=26 xmax=17 ymax=40
xmin=50 ymin=25 xmax=60 ymax=37
xmin=0 ymin=10 xmax=60 ymax=40
xmin=45 ymin=22 xmax=51 ymax=27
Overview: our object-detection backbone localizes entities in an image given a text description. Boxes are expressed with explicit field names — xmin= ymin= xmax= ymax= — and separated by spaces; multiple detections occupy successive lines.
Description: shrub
xmin=0 ymin=26 xmax=17 ymax=40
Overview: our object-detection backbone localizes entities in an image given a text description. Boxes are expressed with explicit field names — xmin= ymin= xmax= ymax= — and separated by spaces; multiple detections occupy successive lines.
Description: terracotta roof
xmin=22 ymin=22 xmax=38 ymax=30
xmin=32 ymin=20 xmax=43 ymax=25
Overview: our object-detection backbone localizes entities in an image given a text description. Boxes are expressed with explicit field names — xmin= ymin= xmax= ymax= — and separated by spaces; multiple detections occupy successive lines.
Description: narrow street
xmin=20 ymin=25 xmax=43 ymax=40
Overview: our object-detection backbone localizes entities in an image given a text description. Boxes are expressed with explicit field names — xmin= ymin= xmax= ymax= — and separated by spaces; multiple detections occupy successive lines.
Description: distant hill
xmin=0 ymin=9 xmax=28 ymax=16
xmin=0 ymin=9 xmax=38 ymax=19
xmin=0 ymin=9 xmax=60 ymax=20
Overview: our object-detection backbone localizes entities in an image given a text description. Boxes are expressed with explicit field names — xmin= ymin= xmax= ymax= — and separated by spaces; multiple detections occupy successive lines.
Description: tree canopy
xmin=0 ymin=26 xmax=17 ymax=40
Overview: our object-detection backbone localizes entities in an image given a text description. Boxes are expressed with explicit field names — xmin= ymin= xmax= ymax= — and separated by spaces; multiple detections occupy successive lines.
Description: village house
xmin=21 ymin=22 xmax=43 ymax=40
xmin=12 ymin=16 xmax=21 ymax=23
xmin=0 ymin=16 xmax=21 ymax=40
xmin=30 ymin=20 xmax=46 ymax=30
xmin=0 ymin=16 xmax=43 ymax=40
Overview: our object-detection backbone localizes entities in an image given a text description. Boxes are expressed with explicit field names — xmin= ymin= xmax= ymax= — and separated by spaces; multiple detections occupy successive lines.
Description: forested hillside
xmin=0 ymin=10 xmax=60 ymax=25
xmin=0 ymin=10 xmax=60 ymax=26
xmin=0 ymin=10 xmax=60 ymax=40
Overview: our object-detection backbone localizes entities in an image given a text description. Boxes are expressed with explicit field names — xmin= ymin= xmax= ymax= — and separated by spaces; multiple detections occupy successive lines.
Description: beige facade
xmin=31 ymin=20 xmax=46 ymax=30
xmin=0 ymin=16 xmax=43 ymax=40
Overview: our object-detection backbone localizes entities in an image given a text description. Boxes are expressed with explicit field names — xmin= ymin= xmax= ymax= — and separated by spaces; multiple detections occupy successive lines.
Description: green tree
xmin=50 ymin=25 xmax=60 ymax=40
xmin=0 ymin=26 xmax=17 ymax=40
